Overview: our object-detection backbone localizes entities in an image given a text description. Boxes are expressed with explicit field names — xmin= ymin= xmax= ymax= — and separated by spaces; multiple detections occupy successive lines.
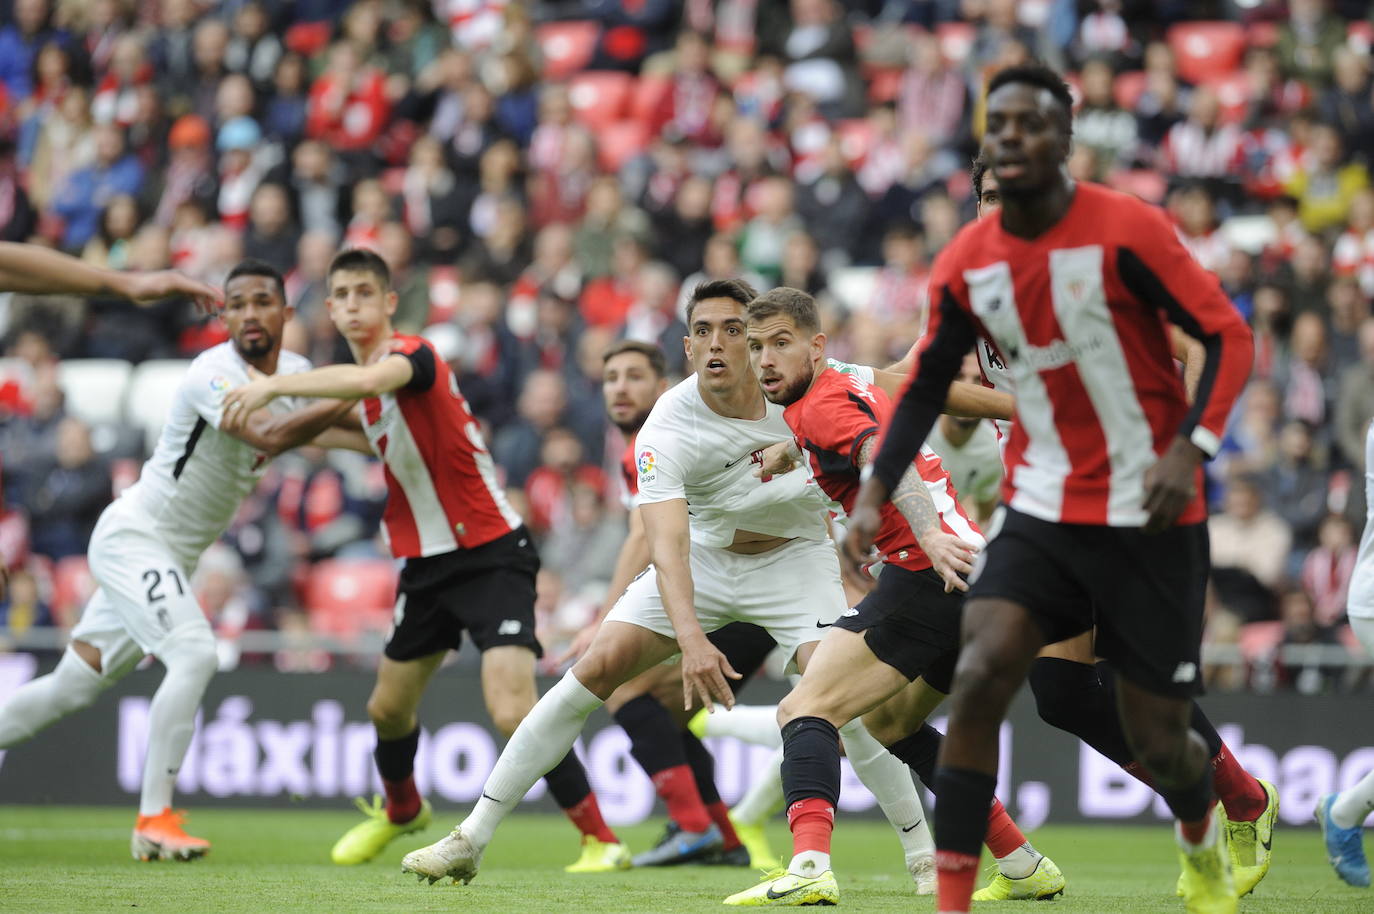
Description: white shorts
xmin=604 ymin=537 xmax=846 ymax=663
xmin=69 ymin=501 xmax=209 ymax=663
xmin=1351 ymin=617 xmax=1374 ymax=658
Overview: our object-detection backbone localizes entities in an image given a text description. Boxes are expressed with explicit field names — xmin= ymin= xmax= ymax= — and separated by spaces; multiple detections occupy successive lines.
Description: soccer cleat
xmin=723 ymin=868 xmax=839 ymax=906
xmin=907 ymin=852 xmax=936 ymax=895
xmin=971 ymin=855 xmax=1065 ymax=900
xmin=564 ymin=835 xmax=632 ymax=873
xmin=630 ymin=821 xmax=723 ymax=866
xmin=131 ymin=808 xmax=210 ymax=862
xmin=702 ymin=844 xmax=753 ymax=866
xmin=731 ymin=814 xmax=779 ymax=870
xmin=1176 ymin=830 xmax=1237 ymax=914
xmin=687 ymin=708 xmax=709 ymax=740
xmin=1316 ymin=793 xmax=1371 ymax=888
xmin=331 ymin=795 xmax=432 ymax=865
xmin=401 ymin=826 xmax=483 ymax=885
xmin=1226 ymin=779 xmax=1278 ymax=896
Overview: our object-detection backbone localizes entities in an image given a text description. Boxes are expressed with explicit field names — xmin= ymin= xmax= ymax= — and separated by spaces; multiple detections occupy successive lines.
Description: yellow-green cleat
xmin=1225 ymin=779 xmax=1278 ymax=896
xmin=1177 ymin=827 xmax=1237 ymax=914
xmin=564 ymin=836 xmax=632 ymax=873
xmin=330 ymin=795 xmax=432 ymax=865
xmin=723 ymin=868 xmax=839 ymax=906
xmin=971 ymin=855 xmax=1066 ymax=900
xmin=730 ymin=814 xmax=779 ymax=871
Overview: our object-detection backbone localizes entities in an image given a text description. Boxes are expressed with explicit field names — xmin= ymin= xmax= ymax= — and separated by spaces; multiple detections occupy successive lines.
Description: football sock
xmin=0 ymin=646 xmax=108 ymax=748
xmin=140 ymin=625 xmax=217 ymax=817
xmin=733 ymin=746 xmax=785 ymax=825
xmin=786 ymin=797 xmax=834 ymax=876
xmin=460 ymin=671 xmax=602 ymax=849
xmin=1029 ymin=658 xmax=1134 ymax=765
xmin=701 ymin=704 xmax=784 ymax=747
xmin=838 ymin=717 xmax=932 ymax=862
xmin=614 ymin=695 xmax=712 ymax=831
xmin=1331 ymin=769 xmax=1374 ymax=829
xmin=681 ymin=731 xmax=742 ymax=849
xmin=1176 ymin=807 xmax=1217 ymax=849
xmin=933 ymin=766 xmax=998 ymax=913
xmin=780 ymin=716 xmax=840 ymax=875
xmin=373 ymin=727 xmax=422 ymax=824
xmin=1209 ymin=740 xmax=1268 ymax=822
xmin=1160 ymin=758 xmax=1217 ymax=827
xmin=935 ymin=849 xmax=980 ymax=913
xmin=544 ymin=749 xmax=618 ymax=842
xmin=885 ymin=723 xmax=943 ymax=786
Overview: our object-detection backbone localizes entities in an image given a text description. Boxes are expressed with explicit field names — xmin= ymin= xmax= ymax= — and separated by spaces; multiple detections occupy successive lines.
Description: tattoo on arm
xmin=856 ymin=437 xmax=941 ymax=540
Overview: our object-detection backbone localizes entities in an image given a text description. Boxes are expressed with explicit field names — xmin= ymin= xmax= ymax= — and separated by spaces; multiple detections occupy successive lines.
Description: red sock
xmin=1120 ymin=760 xmax=1156 ymax=789
xmin=382 ymin=775 xmax=422 ymax=824
xmin=786 ymin=798 xmax=835 ymax=855
xmin=564 ymin=793 xmax=619 ymax=844
xmin=1211 ymin=742 xmax=1267 ymax=822
xmin=983 ymin=798 xmax=1028 ymax=858
xmin=651 ymin=764 xmax=713 ymax=832
xmin=1178 ymin=805 xmax=1213 ymax=845
xmin=708 ymin=800 xmax=741 ymax=850
xmin=935 ymin=849 xmax=980 ymax=912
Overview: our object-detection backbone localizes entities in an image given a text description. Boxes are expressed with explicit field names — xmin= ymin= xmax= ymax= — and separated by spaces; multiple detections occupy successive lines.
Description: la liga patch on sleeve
xmin=637 ymin=448 xmax=657 ymax=485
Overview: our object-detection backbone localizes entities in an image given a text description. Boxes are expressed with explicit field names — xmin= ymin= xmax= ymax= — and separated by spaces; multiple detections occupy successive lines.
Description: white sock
xmin=996 ymin=842 xmax=1041 ymax=878
xmin=460 ymin=671 xmax=602 ymax=848
xmin=1332 ymin=769 xmax=1374 ymax=829
xmin=0 ymin=647 xmax=109 ymax=748
xmin=733 ymin=746 xmax=785 ymax=825
xmin=140 ymin=627 xmax=218 ymax=816
xmin=838 ymin=718 xmax=933 ymax=862
xmin=1175 ymin=812 xmax=1219 ymax=852
xmin=788 ymin=849 xmax=831 ymax=877
xmin=703 ymin=704 xmax=784 ymax=747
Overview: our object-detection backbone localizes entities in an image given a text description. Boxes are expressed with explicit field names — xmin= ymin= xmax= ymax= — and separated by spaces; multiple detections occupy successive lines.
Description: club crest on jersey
xmin=637 ymin=449 xmax=656 ymax=483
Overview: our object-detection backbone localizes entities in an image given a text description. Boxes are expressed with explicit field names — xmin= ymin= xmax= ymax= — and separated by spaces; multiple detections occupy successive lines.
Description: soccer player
xmin=925 ymin=351 xmax=1003 ymax=525
xmin=849 ymin=65 xmax=1254 ymax=914
xmin=724 ymin=287 xmax=1060 ymax=906
xmin=396 ymin=279 xmax=1011 ymax=889
xmin=221 ymin=248 xmax=624 ymax=869
xmin=1315 ymin=418 xmax=1374 ymax=888
xmin=0 ymin=261 xmax=351 ymax=860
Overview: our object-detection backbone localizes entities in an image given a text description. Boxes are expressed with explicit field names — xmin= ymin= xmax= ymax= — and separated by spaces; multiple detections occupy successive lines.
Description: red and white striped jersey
xmin=784 ymin=366 xmax=982 ymax=572
xmin=618 ymin=433 xmax=640 ymax=511
xmin=361 ymin=335 xmax=524 ymax=558
xmin=915 ymin=183 xmax=1253 ymax=527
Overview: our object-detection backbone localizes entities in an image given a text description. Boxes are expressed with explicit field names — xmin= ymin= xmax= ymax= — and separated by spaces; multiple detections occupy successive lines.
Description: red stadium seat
xmin=1107 ymin=169 xmax=1167 ymax=204
xmin=285 ymin=21 xmax=331 ymax=57
xmin=1206 ymin=71 xmax=1251 ymax=125
xmin=303 ymin=559 xmax=397 ymax=641
xmin=595 ymin=120 xmax=650 ymax=172
xmin=1113 ymin=70 xmax=1147 ymax=111
xmin=936 ymin=21 xmax=975 ymax=64
xmin=52 ymin=555 xmax=95 ymax=621
xmin=568 ymin=71 xmax=634 ymax=128
xmin=1167 ymin=21 xmax=1246 ymax=84
xmin=1238 ymin=621 xmax=1284 ymax=663
xmin=536 ymin=21 xmax=599 ymax=80
xmin=630 ymin=74 xmax=671 ymax=124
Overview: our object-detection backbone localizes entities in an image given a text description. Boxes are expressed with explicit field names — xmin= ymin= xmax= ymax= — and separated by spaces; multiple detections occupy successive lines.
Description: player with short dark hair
xmin=849 ymin=64 xmax=1254 ymax=914
xmin=222 ymin=249 xmax=625 ymax=870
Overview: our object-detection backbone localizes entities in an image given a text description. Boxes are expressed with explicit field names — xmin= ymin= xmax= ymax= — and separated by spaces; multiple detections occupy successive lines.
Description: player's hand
xmin=679 ymin=636 xmax=741 ymax=712
xmin=916 ymin=530 xmax=979 ymax=593
xmin=844 ymin=478 xmax=886 ymax=571
xmin=118 ymin=270 xmax=221 ymax=313
xmin=1142 ymin=436 xmax=1204 ymax=534
xmin=753 ymin=440 xmax=802 ymax=479
xmin=557 ymin=620 xmax=601 ymax=665
xmin=222 ymin=368 xmax=278 ymax=432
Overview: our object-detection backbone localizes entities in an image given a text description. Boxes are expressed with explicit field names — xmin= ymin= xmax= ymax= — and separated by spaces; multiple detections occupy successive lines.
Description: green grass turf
xmin=0 ymin=807 xmax=1366 ymax=913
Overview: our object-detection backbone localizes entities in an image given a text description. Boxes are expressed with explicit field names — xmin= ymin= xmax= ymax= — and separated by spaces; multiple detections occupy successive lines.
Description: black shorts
xmin=384 ymin=526 xmax=542 ymax=662
xmin=707 ymin=622 xmax=777 ymax=696
xmin=832 ymin=564 xmax=962 ymax=692
xmin=967 ymin=507 xmax=1209 ymax=698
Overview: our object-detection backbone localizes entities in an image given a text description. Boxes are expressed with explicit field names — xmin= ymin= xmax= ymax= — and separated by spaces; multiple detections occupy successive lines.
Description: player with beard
xmin=849 ymin=64 xmax=1254 ymax=913
xmin=0 ymin=261 xmax=349 ymax=860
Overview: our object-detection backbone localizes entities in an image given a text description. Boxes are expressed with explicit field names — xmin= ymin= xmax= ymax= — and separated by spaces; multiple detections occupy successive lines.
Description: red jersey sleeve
xmin=793 ymin=370 xmax=887 ymax=472
xmin=1113 ymin=199 xmax=1254 ymax=457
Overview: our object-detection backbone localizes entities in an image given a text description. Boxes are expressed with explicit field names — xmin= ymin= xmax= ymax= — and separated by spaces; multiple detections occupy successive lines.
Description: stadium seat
xmin=52 ymin=555 xmax=95 ymax=621
xmin=57 ymin=359 xmax=133 ymax=426
xmin=1167 ymin=21 xmax=1246 ymax=84
xmin=303 ymin=559 xmax=398 ymax=641
xmin=1113 ymin=70 xmax=1147 ymax=111
xmin=124 ymin=360 xmax=193 ymax=455
xmin=535 ymin=21 xmax=599 ymax=81
xmin=1107 ymin=169 xmax=1166 ymax=204
xmin=630 ymin=74 xmax=672 ymax=124
xmin=1238 ymin=621 xmax=1284 ymax=663
xmin=596 ymin=120 xmax=650 ymax=172
xmin=935 ymin=21 xmax=975 ymax=64
xmin=568 ymin=71 xmax=634 ymax=128
xmin=828 ymin=266 xmax=879 ymax=313
xmin=284 ymin=21 xmax=331 ymax=57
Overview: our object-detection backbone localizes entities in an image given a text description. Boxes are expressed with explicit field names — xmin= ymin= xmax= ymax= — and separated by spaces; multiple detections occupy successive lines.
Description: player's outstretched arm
xmin=872 ymin=352 xmax=1013 ymax=420
xmin=221 ymin=357 xmax=414 ymax=430
xmin=226 ymin=397 xmax=360 ymax=457
xmin=311 ymin=427 xmax=374 ymax=454
xmin=0 ymin=241 xmax=219 ymax=310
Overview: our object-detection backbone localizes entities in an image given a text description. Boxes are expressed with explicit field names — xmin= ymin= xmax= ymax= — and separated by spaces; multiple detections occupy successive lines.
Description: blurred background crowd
xmin=0 ymin=0 xmax=1373 ymax=691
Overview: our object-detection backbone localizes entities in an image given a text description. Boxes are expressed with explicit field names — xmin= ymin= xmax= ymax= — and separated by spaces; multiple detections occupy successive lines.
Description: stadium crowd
xmin=0 ymin=0 xmax=1373 ymax=691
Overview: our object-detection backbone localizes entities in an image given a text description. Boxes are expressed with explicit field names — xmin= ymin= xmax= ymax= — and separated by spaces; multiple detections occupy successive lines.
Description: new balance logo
xmin=1172 ymin=662 xmax=1197 ymax=683
xmin=497 ymin=620 xmax=522 ymax=636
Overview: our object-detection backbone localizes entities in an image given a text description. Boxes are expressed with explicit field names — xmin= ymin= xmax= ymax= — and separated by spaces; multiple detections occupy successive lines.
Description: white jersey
xmin=118 ymin=342 xmax=313 ymax=567
xmin=1348 ymin=421 xmax=1374 ymax=619
xmin=974 ymin=336 xmax=1015 ymax=446
xmin=926 ymin=417 xmax=1003 ymax=515
xmin=634 ymin=362 xmax=869 ymax=548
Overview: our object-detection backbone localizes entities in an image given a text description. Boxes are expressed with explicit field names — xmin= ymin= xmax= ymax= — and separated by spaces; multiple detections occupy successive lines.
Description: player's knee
xmin=858 ymin=706 xmax=905 ymax=746
xmin=366 ymin=693 xmax=414 ymax=735
xmin=1028 ymin=657 xmax=1099 ymax=732
xmin=159 ymin=625 xmax=218 ymax=678
xmin=569 ymin=650 xmax=624 ymax=699
xmin=777 ymin=686 xmax=837 ymax=729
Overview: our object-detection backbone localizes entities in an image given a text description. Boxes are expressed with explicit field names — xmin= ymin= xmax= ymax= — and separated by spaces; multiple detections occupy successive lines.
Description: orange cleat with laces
xmin=131 ymin=808 xmax=211 ymax=861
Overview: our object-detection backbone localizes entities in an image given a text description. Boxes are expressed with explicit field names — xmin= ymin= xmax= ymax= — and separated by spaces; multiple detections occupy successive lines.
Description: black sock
xmin=1159 ymin=763 xmax=1216 ymax=823
xmin=543 ymin=749 xmax=593 ymax=810
xmin=780 ymin=716 xmax=841 ymax=808
xmin=885 ymin=723 xmax=943 ymax=788
xmin=374 ymin=727 xmax=420 ymax=782
xmin=1027 ymin=657 xmax=1134 ymax=765
xmin=1095 ymin=661 xmax=1224 ymax=760
xmin=933 ymin=766 xmax=997 ymax=858
xmin=613 ymin=693 xmax=687 ymax=777
xmin=681 ymin=731 xmax=721 ymax=805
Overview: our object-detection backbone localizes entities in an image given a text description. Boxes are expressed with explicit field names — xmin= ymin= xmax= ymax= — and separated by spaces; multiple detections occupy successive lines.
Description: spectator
xmin=1210 ymin=473 xmax=1292 ymax=616
xmin=242 ymin=183 xmax=301 ymax=275
xmin=147 ymin=114 xmax=217 ymax=228
xmin=263 ymin=52 xmax=309 ymax=144
xmin=528 ymin=125 xmax=596 ymax=230
xmin=92 ymin=32 xmax=151 ymax=129
xmin=399 ymin=133 xmax=468 ymax=261
xmin=1302 ymin=512 xmax=1357 ymax=627
xmin=860 ymin=222 xmax=929 ymax=352
xmin=1327 ymin=276 xmax=1367 ymax=372
xmin=583 ymin=0 xmax=678 ymax=74
xmin=51 ymin=123 xmax=144 ymax=250
xmin=0 ymin=0 xmax=64 ymax=101
xmin=777 ymin=230 xmax=826 ymax=299
xmin=739 ymin=174 xmax=801 ymax=283
xmin=341 ymin=176 xmax=392 ymax=249
xmin=185 ymin=17 xmax=231 ymax=126
xmin=1170 ymin=183 xmax=1230 ymax=275
xmin=768 ymin=0 xmax=863 ymax=117
xmin=865 ymin=131 xmax=958 ymax=254
xmin=305 ymin=40 xmax=390 ymax=156
xmin=1275 ymin=585 xmax=1342 ymax=693
xmin=1284 ymin=122 xmax=1371 ymax=235
xmin=0 ymin=139 xmax=37 ymax=243
xmin=494 ymin=369 xmax=570 ymax=488
xmin=795 ymin=139 xmax=869 ymax=264
xmin=376 ymin=221 xmax=431 ymax=333
xmin=148 ymin=0 xmax=199 ymax=92
xmin=579 ymin=234 xmax=647 ymax=329
xmin=523 ymin=427 xmax=607 ymax=536
xmin=491 ymin=50 xmax=540 ymax=147
xmin=214 ymin=73 xmax=257 ymax=133
xmin=1264 ymin=419 xmax=1330 ymax=551
xmin=651 ymin=175 xmax=715 ymax=280
xmin=460 ymin=194 xmax=531 ymax=287
xmin=675 ymin=232 xmax=765 ymax=318
xmin=0 ymin=568 xmax=52 ymax=643
xmin=21 ymin=416 xmax=109 ymax=560
xmin=1073 ymin=57 xmax=1137 ymax=179
xmin=213 ymin=115 xmax=267 ymax=231
xmin=81 ymin=193 xmax=140 ymax=269
xmin=1335 ymin=319 xmax=1374 ymax=468
xmin=1276 ymin=0 xmax=1347 ymax=89
xmin=897 ymin=31 xmax=966 ymax=150
xmin=279 ymin=138 xmax=343 ymax=238
xmin=1279 ymin=235 xmax=1334 ymax=318
xmin=541 ymin=479 xmax=624 ymax=596
xmin=621 ymin=261 xmax=687 ymax=376
xmin=1134 ymin=65 xmax=1188 ymax=150
xmin=225 ymin=1 xmax=283 ymax=92
xmin=1332 ymin=188 xmax=1374 ymax=299
xmin=646 ymin=30 xmax=723 ymax=147
xmin=1159 ymin=86 xmax=1245 ymax=188
xmin=1320 ymin=47 xmax=1373 ymax=154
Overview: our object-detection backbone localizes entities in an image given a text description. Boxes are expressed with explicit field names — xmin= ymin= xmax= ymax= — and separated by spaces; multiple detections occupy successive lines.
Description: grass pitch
xmin=0 ymin=806 xmax=1365 ymax=913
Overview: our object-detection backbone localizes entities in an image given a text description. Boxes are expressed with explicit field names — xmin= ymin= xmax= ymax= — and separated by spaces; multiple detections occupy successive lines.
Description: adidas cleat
xmin=331 ymin=795 xmax=432 ymax=865
xmin=1226 ymin=779 xmax=1278 ymax=895
xmin=972 ymin=855 xmax=1066 ymax=900
xmin=131 ymin=808 xmax=210 ymax=862
xmin=1316 ymin=793 xmax=1371 ymax=888
xmin=401 ymin=827 xmax=483 ymax=885
xmin=631 ymin=821 xmax=723 ymax=866
xmin=565 ymin=835 xmax=632 ymax=873
xmin=723 ymin=868 xmax=839 ymax=906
